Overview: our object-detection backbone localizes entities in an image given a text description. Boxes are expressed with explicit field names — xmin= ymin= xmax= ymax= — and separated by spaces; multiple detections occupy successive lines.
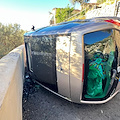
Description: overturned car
xmin=24 ymin=17 xmax=120 ymax=104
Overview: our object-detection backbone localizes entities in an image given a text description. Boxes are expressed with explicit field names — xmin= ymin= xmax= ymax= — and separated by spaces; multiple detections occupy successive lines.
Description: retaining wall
xmin=86 ymin=3 xmax=118 ymax=19
xmin=0 ymin=45 xmax=26 ymax=120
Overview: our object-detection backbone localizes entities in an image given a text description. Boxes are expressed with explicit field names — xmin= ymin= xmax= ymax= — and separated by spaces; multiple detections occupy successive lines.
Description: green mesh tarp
xmin=86 ymin=51 xmax=114 ymax=98
xmin=87 ymin=58 xmax=103 ymax=97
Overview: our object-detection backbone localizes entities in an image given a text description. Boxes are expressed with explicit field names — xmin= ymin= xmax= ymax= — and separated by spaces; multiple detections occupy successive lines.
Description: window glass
xmin=84 ymin=29 xmax=116 ymax=97
xmin=84 ymin=29 xmax=115 ymax=58
xmin=28 ymin=35 xmax=57 ymax=86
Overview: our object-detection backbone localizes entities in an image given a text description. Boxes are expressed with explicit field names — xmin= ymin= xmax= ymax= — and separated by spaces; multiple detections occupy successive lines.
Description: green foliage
xmin=55 ymin=5 xmax=74 ymax=23
xmin=0 ymin=23 xmax=26 ymax=58
xmin=97 ymin=0 xmax=106 ymax=4
xmin=67 ymin=5 xmax=90 ymax=21
xmin=71 ymin=0 xmax=84 ymax=5
xmin=71 ymin=0 xmax=114 ymax=4
xmin=80 ymin=9 xmax=86 ymax=15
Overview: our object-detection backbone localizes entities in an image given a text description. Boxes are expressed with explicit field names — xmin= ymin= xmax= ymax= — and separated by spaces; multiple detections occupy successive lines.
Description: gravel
xmin=23 ymin=78 xmax=120 ymax=120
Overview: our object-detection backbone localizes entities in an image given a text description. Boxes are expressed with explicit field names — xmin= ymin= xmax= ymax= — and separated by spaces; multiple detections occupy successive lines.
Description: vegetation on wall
xmin=55 ymin=5 xmax=74 ymax=23
xmin=71 ymin=0 xmax=84 ymax=5
xmin=0 ymin=23 xmax=26 ymax=58
xmin=71 ymin=0 xmax=115 ymax=4
xmin=97 ymin=0 xmax=116 ymax=4
xmin=97 ymin=0 xmax=106 ymax=4
xmin=68 ymin=0 xmax=116 ymax=21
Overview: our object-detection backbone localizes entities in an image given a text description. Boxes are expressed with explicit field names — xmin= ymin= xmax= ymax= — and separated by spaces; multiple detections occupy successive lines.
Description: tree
xmin=55 ymin=5 xmax=74 ymax=23
xmin=70 ymin=0 xmax=84 ymax=5
xmin=0 ymin=23 xmax=26 ymax=58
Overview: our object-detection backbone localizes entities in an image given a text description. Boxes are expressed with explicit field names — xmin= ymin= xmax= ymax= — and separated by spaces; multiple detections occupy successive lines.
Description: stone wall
xmin=86 ymin=3 xmax=118 ymax=19
xmin=0 ymin=45 xmax=26 ymax=120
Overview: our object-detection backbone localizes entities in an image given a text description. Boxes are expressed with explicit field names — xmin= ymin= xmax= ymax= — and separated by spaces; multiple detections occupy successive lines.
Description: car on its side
xmin=24 ymin=17 xmax=120 ymax=104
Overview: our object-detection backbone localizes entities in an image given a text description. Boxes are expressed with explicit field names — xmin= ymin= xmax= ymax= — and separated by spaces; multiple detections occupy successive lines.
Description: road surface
xmin=23 ymin=80 xmax=120 ymax=120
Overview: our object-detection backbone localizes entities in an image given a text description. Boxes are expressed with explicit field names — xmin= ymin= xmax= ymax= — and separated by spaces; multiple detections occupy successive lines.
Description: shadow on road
xmin=23 ymin=79 xmax=120 ymax=120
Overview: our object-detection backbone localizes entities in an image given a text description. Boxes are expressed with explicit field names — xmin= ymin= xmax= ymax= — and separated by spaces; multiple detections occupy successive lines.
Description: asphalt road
xmin=23 ymin=81 xmax=120 ymax=120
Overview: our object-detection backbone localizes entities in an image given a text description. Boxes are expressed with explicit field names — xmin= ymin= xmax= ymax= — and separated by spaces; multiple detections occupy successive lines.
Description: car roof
xmin=24 ymin=17 xmax=120 ymax=36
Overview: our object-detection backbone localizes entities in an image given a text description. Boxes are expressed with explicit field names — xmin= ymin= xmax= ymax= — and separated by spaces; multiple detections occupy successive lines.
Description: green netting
xmin=85 ymin=51 xmax=114 ymax=98
xmin=87 ymin=58 xmax=104 ymax=97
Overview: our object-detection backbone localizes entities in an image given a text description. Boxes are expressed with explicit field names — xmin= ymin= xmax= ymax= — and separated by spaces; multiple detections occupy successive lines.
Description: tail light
xmin=104 ymin=19 xmax=120 ymax=26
